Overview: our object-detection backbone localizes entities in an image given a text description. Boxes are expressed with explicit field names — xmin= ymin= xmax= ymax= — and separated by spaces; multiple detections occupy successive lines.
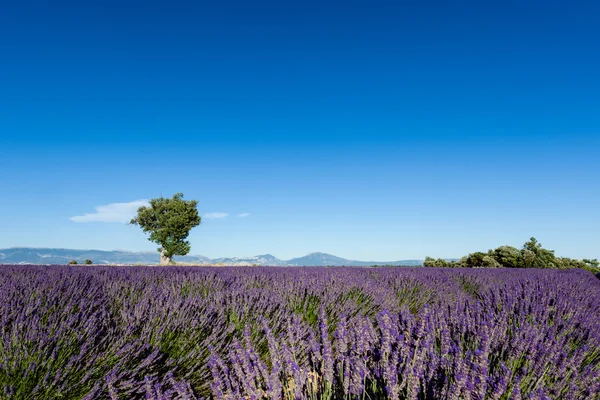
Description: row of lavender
xmin=0 ymin=266 xmax=598 ymax=399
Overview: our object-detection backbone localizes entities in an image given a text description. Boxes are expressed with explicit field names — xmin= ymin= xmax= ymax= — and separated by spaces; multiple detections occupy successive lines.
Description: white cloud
xmin=237 ymin=213 xmax=251 ymax=218
xmin=203 ymin=212 xmax=229 ymax=219
xmin=70 ymin=200 xmax=149 ymax=223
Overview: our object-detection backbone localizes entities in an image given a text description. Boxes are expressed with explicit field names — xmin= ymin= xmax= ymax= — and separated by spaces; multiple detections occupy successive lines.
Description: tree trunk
xmin=160 ymin=248 xmax=173 ymax=265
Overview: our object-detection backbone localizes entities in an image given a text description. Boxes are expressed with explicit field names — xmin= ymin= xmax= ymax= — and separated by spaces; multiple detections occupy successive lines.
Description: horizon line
xmin=0 ymin=246 xmax=425 ymax=262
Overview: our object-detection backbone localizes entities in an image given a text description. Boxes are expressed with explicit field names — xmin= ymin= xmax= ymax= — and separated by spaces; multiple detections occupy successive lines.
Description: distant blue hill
xmin=285 ymin=252 xmax=422 ymax=267
xmin=0 ymin=247 xmax=423 ymax=266
xmin=0 ymin=247 xmax=207 ymax=265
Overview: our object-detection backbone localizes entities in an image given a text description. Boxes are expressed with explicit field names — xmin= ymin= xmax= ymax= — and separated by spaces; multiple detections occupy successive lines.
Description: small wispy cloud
xmin=70 ymin=200 xmax=149 ymax=223
xmin=237 ymin=213 xmax=251 ymax=218
xmin=203 ymin=212 xmax=229 ymax=219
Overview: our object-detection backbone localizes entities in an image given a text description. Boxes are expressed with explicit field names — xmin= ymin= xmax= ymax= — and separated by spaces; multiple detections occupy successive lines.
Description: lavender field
xmin=1 ymin=266 xmax=599 ymax=399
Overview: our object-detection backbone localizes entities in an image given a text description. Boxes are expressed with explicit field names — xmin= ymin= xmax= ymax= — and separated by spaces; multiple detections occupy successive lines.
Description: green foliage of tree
xmin=85 ymin=259 xmax=93 ymax=265
xmin=465 ymin=252 xmax=486 ymax=268
xmin=423 ymin=257 xmax=438 ymax=267
xmin=423 ymin=256 xmax=465 ymax=268
xmin=130 ymin=193 xmax=201 ymax=265
xmin=482 ymin=255 xmax=501 ymax=268
xmin=493 ymin=246 xmax=523 ymax=268
xmin=556 ymin=257 xmax=600 ymax=273
xmin=521 ymin=249 xmax=537 ymax=268
xmin=522 ymin=237 xmax=558 ymax=268
xmin=424 ymin=256 xmax=452 ymax=267
xmin=68 ymin=260 xmax=78 ymax=265
xmin=424 ymin=237 xmax=599 ymax=276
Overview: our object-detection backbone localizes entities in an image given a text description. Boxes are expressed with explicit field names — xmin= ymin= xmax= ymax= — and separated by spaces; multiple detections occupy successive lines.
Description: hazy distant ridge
xmin=0 ymin=248 xmax=423 ymax=266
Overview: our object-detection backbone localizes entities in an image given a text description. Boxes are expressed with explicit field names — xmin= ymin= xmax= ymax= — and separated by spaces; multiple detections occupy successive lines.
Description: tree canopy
xmin=130 ymin=193 xmax=201 ymax=265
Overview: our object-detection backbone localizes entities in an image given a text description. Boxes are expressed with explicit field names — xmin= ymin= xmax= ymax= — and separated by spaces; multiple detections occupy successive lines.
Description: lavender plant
xmin=0 ymin=266 xmax=598 ymax=399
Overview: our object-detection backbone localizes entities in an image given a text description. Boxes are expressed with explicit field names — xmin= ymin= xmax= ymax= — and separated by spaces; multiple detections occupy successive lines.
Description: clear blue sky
xmin=1 ymin=1 xmax=599 ymax=260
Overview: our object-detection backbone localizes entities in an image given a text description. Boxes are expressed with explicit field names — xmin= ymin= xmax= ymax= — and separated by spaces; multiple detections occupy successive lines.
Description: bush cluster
xmin=424 ymin=237 xmax=599 ymax=274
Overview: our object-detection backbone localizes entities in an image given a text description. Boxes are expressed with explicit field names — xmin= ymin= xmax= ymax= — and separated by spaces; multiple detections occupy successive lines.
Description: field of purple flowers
xmin=0 ymin=266 xmax=599 ymax=399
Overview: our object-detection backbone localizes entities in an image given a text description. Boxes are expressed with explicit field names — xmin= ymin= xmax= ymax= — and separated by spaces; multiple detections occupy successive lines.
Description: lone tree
xmin=130 ymin=193 xmax=201 ymax=265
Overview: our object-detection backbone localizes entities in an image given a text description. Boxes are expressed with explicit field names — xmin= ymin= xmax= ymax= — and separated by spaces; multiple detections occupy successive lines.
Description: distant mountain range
xmin=0 ymin=247 xmax=423 ymax=267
